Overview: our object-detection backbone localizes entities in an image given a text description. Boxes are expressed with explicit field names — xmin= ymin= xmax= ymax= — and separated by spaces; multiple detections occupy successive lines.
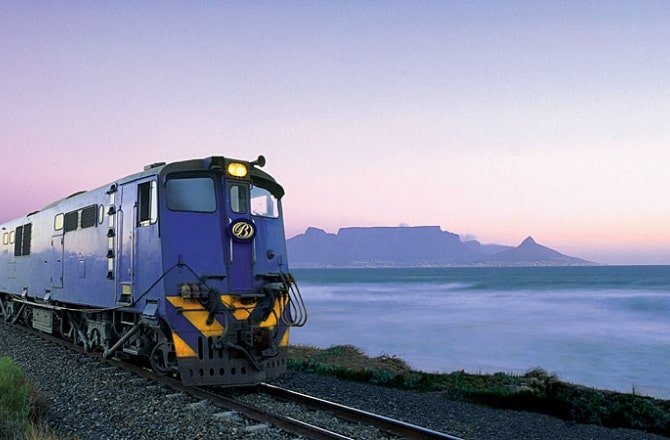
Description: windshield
xmin=250 ymin=185 xmax=279 ymax=218
xmin=229 ymin=184 xmax=248 ymax=214
xmin=166 ymin=177 xmax=216 ymax=212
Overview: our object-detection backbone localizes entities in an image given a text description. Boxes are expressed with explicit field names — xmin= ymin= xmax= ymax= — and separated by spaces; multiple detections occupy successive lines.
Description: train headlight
xmin=227 ymin=162 xmax=248 ymax=178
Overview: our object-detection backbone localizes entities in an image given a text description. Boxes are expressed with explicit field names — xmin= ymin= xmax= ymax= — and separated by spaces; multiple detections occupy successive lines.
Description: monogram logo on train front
xmin=230 ymin=219 xmax=255 ymax=241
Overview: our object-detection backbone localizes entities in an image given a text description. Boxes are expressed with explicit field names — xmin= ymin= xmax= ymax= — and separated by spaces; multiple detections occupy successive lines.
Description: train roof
xmin=40 ymin=155 xmax=283 ymax=212
xmin=159 ymin=156 xmax=284 ymax=198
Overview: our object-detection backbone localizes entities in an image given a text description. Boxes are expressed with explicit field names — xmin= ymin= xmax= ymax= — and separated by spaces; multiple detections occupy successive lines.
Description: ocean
xmin=290 ymin=266 xmax=670 ymax=399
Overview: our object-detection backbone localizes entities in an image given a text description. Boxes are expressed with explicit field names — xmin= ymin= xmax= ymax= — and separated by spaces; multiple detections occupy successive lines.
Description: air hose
xmin=279 ymin=272 xmax=308 ymax=327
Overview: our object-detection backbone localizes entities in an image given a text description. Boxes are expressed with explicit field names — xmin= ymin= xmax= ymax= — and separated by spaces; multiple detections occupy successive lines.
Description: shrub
xmin=0 ymin=356 xmax=30 ymax=439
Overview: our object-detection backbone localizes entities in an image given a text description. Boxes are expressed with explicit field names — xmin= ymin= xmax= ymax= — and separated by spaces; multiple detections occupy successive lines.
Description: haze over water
xmin=292 ymin=266 xmax=670 ymax=399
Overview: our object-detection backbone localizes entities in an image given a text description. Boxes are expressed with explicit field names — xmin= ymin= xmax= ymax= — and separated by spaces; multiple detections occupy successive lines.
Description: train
xmin=0 ymin=155 xmax=306 ymax=386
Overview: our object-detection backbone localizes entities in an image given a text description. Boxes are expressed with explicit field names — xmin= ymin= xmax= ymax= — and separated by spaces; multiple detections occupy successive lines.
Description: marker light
xmin=227 ymin=162 xmax=248 ymax=178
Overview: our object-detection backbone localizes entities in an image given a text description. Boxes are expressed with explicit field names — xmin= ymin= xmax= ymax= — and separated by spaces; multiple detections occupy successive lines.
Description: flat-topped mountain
xmin=287 ymin=226 xmax=596 ymax=268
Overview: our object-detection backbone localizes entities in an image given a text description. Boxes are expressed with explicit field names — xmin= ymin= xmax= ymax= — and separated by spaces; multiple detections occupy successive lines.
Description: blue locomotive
xmin=0 ymin=155 xmax=306 ymax=386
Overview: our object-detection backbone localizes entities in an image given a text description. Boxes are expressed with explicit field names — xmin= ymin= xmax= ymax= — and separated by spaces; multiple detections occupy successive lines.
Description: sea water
xmin=290 ymin=266 xmax=670 ymax=399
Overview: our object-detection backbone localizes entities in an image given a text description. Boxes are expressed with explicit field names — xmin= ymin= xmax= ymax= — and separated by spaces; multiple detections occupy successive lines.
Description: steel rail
xmin=190 ymin=386 xmax=354 ymax=440
xmin=111 ymin=360 xmax=355 ymax=440
xmin=82 ymin=353 xmax=354 ymax=440
xmin=260 ymin=382 xmax=465 ymax=440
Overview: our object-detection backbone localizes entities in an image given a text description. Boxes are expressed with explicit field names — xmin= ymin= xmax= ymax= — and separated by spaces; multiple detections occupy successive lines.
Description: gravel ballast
xmin=0 ymin=322 xmax=666 ymax=440
xmin=274 ymin=370 xmax=667 ymax=440
xmin=0 ymin=323 xmax=294 ymax=440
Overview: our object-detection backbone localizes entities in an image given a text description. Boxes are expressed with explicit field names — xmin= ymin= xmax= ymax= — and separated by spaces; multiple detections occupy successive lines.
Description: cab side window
xmin=138 ymin=181 xmax=158 ymax=226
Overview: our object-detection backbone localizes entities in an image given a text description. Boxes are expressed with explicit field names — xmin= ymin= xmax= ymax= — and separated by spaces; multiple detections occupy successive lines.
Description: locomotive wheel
xmin=21 ymin=306 xmax=33 ymax=327
xmin=4 ymin=302 xmax=12 ymax=322
xmin=61 ymin=321 xmax=75 ymax=341
xmin=72 ymin=322 xmax=92 ymax=352
xmin=150 ymin=342 xmax=177 ymax=375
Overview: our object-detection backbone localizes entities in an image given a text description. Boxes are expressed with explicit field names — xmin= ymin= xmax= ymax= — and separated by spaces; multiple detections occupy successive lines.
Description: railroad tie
xmin=244 ymin=423 xmax=269 ymax=433
xmin=211 ymin=411 xmax=237 ymax=420
xmin=186 ymin=400 xmax=209 ymax=411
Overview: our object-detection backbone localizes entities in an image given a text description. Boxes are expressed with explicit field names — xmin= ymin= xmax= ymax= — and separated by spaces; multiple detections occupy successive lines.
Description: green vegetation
xmin=289 ymin=345 xmax=670 ymax=437
xmin=0 ymin=356 xmax=30 ymax=439
xmin=0 ymin=357 xmax=57 ymax=440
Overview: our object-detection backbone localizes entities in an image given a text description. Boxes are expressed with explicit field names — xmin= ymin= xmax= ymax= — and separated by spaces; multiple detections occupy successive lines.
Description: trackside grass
xmin=0 ymin=356 xmax=30 ymax=439
xmin=0 ymin=356 xmax=58 ymax=440
xmin=288 ymin=345 xmax=670 ymax=437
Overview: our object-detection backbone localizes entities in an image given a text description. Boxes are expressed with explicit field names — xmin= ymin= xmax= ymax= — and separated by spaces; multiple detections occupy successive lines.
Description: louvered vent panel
xmin=64 ymin=211 xmax=79 ymax=232
xmin=21 ymin=223 xmax=31 ymax=255
xmin=81 ymin=205 xmax=97 ymax=228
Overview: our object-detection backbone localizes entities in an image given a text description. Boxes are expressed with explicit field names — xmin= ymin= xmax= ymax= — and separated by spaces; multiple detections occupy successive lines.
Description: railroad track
xmin=257 ymin=383 xmax=462 ymax=440
xmin=12 ymin=323 xmax=464 ymax=440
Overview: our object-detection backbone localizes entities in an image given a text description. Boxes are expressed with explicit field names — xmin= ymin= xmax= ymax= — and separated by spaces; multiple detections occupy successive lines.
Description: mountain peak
xmin=483 ymin=235 xmax=589 ymax=265
xmin=520 ymin=236 xmax=537 ymax=247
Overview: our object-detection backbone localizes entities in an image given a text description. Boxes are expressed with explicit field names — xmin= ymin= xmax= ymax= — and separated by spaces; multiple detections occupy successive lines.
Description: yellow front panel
xmin=220 ymin=294 xmax=256 ymax=320
xmin=280 ymin=328 xmax=290 ymax=347
xmin=259 ymin=297 xmax=284 ymax=328
xmin=172 ymin=332 xmax=197 ymax=358
xmin=167 ymin=296 xmax=225 ymax=337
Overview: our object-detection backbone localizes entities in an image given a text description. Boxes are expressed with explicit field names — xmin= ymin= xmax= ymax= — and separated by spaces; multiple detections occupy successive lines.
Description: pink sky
xmin=1 ymin=2 xmax=669 ymax=264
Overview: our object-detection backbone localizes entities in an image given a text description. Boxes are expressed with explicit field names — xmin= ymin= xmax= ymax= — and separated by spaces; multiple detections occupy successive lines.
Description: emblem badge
xmin=230 ymin=219 xmax=255 ymax=241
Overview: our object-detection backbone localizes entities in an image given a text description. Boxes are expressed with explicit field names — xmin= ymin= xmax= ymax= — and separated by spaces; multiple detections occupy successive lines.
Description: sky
xmin=1 ymin=2 xmax=669 ymax=265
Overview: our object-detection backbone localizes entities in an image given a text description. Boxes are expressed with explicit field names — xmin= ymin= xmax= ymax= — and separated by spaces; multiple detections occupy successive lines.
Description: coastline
xmin=288 ymin=344 xmax=670 ymax=437
xmin=290 ymin=266 xmax=670 ymax=399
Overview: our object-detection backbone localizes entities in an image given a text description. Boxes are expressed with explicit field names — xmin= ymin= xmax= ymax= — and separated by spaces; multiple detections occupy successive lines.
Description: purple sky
xmin=1 ymin=2 xmax=669 ymax=264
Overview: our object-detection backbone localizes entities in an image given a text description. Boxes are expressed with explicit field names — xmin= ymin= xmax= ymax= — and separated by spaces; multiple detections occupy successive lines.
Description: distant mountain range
xmin=287 ymin=226 xmax=596 ymax=268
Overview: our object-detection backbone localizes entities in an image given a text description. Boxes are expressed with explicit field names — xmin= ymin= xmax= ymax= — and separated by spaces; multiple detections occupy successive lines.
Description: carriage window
xmin=81 ymin=205 xmax=97 ymax=228
xmin=9 ymin=231 xmax=14 ymax=244
xmin=230 ymin=185 xmax=247 ymax=214
xmin=251 ymin=186 xmax=279 ymax=218
xmin=54 ymin=213 xmax=64 ymax=231
xmin=166 ymin=177 xmax=216 ymax=213
xmin=2 ymin=232 xmax=7 ymax=245
xmin=138 ymin=181 xmax=158 ymax=225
